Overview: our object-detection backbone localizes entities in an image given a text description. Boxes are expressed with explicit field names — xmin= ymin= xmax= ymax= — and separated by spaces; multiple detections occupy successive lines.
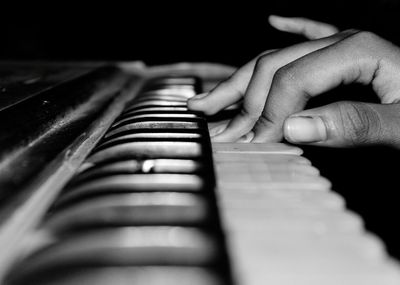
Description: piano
xmin=0 ymin=61 xmax=399 ymax=285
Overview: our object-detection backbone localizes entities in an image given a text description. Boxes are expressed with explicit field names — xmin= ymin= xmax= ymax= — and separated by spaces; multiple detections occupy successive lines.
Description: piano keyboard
xmin=214 ymin=143 xmax=400 ymax=284
xmin=2 ymin=72 xmax=400 ymax=284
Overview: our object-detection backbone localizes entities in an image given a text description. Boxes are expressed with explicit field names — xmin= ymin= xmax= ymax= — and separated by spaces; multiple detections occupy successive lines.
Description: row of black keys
xmin=5 ymin=76 xmax=232 ymax=285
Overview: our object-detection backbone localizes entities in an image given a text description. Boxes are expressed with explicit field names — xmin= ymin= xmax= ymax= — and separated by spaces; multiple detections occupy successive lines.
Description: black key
xmin=135 ymin=93 xmax=190 ymax=102
xmin=88 ymin=141 xmax=204 ymax=163
xmin=7 ymin=266 xmax=225 ymax=285
xmin=74 ymin=159 xmax=204 ymax=183
xmin=6 ymin=227 xmax=220 ymax=284
xmin=118 ymin=108 xmax=201 ymax=120
xmin=105 ymin=121 xmax=202 ymax=138
xmin=111 ymin=113 xmax=201 ymax=129
xmin=124 ymin=100 xmax=187 ymax=112
xmin=97 ymin=132 xmax=204 ymax=150
xmin=140 ymin=85 xmax=196 ymax=96
xmin=45 ymin=192 xmax=210 ymax=231
xmin=146 ymin=76 xmax=200 ymax=88
xmin=58 ymin=174 xmax=207 ymax=204
xmin=121 ymin=106 xmax=190 ymax=116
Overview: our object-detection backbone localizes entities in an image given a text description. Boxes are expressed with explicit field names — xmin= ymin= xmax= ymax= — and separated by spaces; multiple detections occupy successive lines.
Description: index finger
xmin=187 ymin=50 xmax=275 ymax=115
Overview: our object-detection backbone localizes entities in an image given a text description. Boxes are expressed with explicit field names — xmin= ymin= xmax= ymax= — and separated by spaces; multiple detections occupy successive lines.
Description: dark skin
xmin=188 ymin=16 xmax=400 ymax=148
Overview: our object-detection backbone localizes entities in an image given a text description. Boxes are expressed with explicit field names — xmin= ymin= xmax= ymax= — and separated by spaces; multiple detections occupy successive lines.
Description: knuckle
xmin=217 ymin=76 xmax=234 ymax=89
xmin=337 ymin=102 xmax=382 ymax=145
xmin=349 ymin=30 xmax=381 ymax=44
xmin=258 ymin=49 xmax=276 ymax=58
xmin=255 ymin=114 xmax=274 ymax=129
xmin=273 ymin=65 xmax=299 ymax=89
xmin=255 ymin=54 xmax=272 ymax=70
xmin=240 ymin=106 xmax=261 ymax=121
xmin=325 ymin=24 xmax=339 ymax=34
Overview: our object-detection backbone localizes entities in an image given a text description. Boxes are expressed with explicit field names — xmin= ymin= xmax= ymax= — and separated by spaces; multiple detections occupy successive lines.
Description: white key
xmin=212 ymin=142 xmax=303 ymax=155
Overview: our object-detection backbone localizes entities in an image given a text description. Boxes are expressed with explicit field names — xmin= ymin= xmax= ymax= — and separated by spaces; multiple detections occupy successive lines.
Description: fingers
xmin=269 ymin=15 xmax=339 ymax=39
xmin=212 ymin=30 xmax=358 ymax=142
xmin=283 ymin=102 xmax=400 ymax=148
xmin=252 ymin=31 xmax=400 ymax=143
xmin=187 ymin=50 xmax=275 ymax=115
xmin=189 ymin=15 xmax=341 ymax=117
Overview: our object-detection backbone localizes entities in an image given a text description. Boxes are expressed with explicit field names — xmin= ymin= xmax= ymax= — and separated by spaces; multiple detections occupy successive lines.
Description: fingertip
xmin=268 ymin=14 xmax=284 ymax=28
xmin=268 ymin=15 xmax=296 ymax=32
xmin=209 ymin=121 xmax=229 ymax=137
xmin=211 ymin=133 xmax=233 ymax=143
xmin=187 ymin=92 xmax=209 ymax=110
xmin=237 ymin=131 xmax=254 ymax=143
xmin=190 ymin=92 xmax=209 ymax=100
xmin=211 ymin=117 xmax=254 ymax=143
xmin=252 ymin=122 xmax=282 ymax=143
xmin=211 ymin=124 xmax=241 ymax=142
xmin=268 ymin=14 xmax=278 ymax=21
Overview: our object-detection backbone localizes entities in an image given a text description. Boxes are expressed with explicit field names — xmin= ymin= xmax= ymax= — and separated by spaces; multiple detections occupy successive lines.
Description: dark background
xmin=2 ymin=0 xmax=400 ymax=259
xmin=1 ymin=1 xmax=400 ymax=65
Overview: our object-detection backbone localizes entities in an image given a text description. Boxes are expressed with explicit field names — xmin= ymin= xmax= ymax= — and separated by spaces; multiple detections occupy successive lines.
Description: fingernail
xmin=237 ymin=131 xmax=254 ymax=143
xmin=209 ymin=124 xmax=227 ymax=137
xmin=189 ymin=92 xmax=208 ymax=101
xmin=284 ymin=116 xmax=327 ymax=143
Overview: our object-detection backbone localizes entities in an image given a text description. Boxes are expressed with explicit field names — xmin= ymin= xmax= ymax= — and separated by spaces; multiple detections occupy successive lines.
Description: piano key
xmin=105 ymin=121 xmax=202 ymax=138
xmin=144 ymin=83 xmax=196 ymax=90
xmin=111 ymin=113 xmax=201 ymax=129
xmin=217 ymin=175 xmax=331 ymax=191
xmin=124 ymin=100 xmax=188 ymax=111
xmin=141 ymin=85 xmax=196 ymax=92
xmin=98 ymin=132 xmax=203 ymax=149
xmin=140 ymin=88 xmax=196 ymax=98
xmin=147 ymin=77 xmax=199 ymax=86
xmin=87 ymin=141 xmax=203 ymax=164
xmin=121 ymin=106 xmax=190 ymax=115
xmin=57 ymin=174 xmax=206 ymax=204
xmin=230 ymin=231 xmax=387 ymax=260
xmin=141 ymin=85 xmax=196 ymax=95
xmin=215 ymin=161 xmax=323 ymax=179
xmin=218 ymin=212 xmax=358 ymax=235
xmin=118 ymin=109 xmax=201 ymax=120
xmin=117 ymin=112 xmax=201 ymax=120
xmin=221 ymin=212 xmax=363 ymax=235
xmin=220 ymin=201 xmax=364 ymax=233
xmin=217 ymin=190 xmax=345 ymax=210
xmin=215 ymin=161 xmax=320 ymax=176
xmin=215 ymin=164 xmax=329 ymax=181
xmin=44 ymin=192 xmax=210 ymax=232
xmin=74 ymin=159 xmax=204 ymax=183
xmin=7 ymin=227 xmax=219 ymax=281
xmin=213 ymin=153 xmax=312 ymax=164
xmin=144 ymin=78 xmax=200 ymax=93
xmin=135 ymin=93 xmax=189 ymax=101
xmin=212 ymin=142 xmax=303 ymax=155
xmin=230 ymin=246 xmax=400 ymax=285
xmin=7 ymin=266 xmax=224 ymax=285
xmin=133 ymin=97 xmax=187 ymax=105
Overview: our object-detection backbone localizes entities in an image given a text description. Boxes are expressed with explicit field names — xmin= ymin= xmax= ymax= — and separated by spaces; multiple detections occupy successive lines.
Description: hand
xmin=188 ymin=16 xmax=400 ymax=148
xmin=188 ymin=15 xmax=340 ymax=143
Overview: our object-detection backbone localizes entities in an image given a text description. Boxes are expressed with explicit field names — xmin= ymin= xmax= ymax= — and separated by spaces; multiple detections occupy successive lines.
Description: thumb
xmin=283 ymin=101 xmax=400 ymax=148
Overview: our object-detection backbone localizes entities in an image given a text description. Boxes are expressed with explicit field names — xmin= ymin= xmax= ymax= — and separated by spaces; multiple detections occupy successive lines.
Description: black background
xmin=2 ymin=0 xmax=400 ymax=259
xmin=1 ymin=1 xmax=400 ymax=64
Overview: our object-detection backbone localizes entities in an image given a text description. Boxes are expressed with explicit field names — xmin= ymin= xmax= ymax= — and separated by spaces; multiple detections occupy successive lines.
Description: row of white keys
xmin=213 ymin=142 xmax=400 ymax=285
